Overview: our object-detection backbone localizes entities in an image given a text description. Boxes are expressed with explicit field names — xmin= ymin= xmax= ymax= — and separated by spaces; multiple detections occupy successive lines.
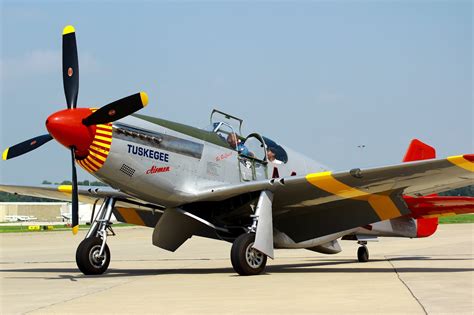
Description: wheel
xmin=76 ymin=237 xmax=110 ymax=275
xmin=357 ymin=245 xmax=369 ymax=263
xmin=231 ymin=233 xmax=267 ymax=276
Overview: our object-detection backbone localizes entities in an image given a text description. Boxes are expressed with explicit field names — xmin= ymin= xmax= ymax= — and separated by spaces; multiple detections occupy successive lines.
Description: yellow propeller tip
xmin=72 ymin=225 xmax=79 ymax=235
xmin=140 ymin=92 xmax=149 ymax=107
xmin=63 ymin=25 xmax=75 ymax=35
xmin=2 ymin=148 xmax=9 ymax=161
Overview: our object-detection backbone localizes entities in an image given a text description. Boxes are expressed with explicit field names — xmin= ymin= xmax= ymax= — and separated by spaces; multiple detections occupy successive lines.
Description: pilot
xmin=267 ymin=147 xmax=282 ymax=164
xmin=227 ymin=133 xmax=250 ymax=156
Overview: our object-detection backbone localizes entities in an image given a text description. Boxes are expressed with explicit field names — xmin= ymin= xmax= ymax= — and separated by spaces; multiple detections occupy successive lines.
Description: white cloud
xmin=0 ymin=49 xmax=101 ymax=81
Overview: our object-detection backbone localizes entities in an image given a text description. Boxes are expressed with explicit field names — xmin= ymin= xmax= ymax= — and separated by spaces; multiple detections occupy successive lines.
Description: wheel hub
xmin=245 ymin=242 xmax=264 ymax=269
xmin=89 ymin=244 xmax=106 ymax=268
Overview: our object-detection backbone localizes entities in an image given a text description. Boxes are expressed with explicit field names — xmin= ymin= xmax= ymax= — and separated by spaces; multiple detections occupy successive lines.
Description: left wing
xmin=0 ymin=184 xmax=166 ymax=228
xmin=0 ymin=184 xmax=129 ymax=204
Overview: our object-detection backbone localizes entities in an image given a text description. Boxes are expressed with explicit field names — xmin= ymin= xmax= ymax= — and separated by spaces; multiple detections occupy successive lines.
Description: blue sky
xmin=1 ymin=1 xmax=472 ymax=184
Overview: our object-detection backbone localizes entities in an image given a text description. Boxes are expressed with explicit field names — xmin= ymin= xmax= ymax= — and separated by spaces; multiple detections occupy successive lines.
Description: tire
xmin=357 ymin=245 xmax=369 ymax=263
xmin=231 ymin=233 xmax=267 ymax=276
xmin=76 ymin=237 xmax=110 ymax=275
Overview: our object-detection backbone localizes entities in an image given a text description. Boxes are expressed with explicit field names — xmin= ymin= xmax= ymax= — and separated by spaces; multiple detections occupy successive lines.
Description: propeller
xmin=3 ymin=134 xmax=53 ymax=161
xmin=2 ymin=25 xmax=149 ymax=234
xmin=70 ymin=149 xmax=79 ymax=234
xmin=62 ymin=25 xmax=79 ymax=109
xmin=83 ymin=92 xmax=148 ymax=126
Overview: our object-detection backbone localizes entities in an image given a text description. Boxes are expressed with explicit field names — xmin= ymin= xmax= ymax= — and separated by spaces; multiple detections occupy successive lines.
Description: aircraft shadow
xmin=1 ymin=256 xmax=473 ymax=280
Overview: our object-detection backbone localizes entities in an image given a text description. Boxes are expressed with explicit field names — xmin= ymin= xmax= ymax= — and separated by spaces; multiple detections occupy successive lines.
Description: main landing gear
xmin=231 ymin=233 xmax=268 ymax=276
xmin=357 ymin=241 xmax=369 ymax=263
xmin=76 ymin=197 xmax=115 ymax=275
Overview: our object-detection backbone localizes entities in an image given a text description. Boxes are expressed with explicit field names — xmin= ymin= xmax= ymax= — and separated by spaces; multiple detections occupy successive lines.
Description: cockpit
xmin=207 ymin=109 xmax=288 ymax=165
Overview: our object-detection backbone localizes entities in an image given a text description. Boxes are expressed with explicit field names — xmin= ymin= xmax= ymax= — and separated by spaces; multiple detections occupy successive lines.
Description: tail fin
xmin=403 ymin=139 xmax=438 ymax=237
xmin=403 ymin=138 xmax=436 ymax=162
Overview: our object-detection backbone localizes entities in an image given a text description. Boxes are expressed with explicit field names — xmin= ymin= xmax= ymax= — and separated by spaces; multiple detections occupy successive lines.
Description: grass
xmin=0 ymin=223 xmax=135 ymax=233
xmin=438 ymin=214 xmax=474 ymax=224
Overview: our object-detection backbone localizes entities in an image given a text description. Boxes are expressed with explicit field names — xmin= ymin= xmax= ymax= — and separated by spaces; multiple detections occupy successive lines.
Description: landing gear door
xmin=238 ymin=133 xmax=268 ymax=181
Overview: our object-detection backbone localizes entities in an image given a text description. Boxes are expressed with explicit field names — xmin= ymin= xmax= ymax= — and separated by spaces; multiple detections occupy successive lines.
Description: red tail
xmin=402 ymin=139 xmax=438 ymax=237
xmin=403 ymin=139 xmax=436 ymax=162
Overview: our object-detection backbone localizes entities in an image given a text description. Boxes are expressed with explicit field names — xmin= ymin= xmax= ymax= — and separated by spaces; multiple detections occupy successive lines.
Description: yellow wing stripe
xmin=306 ymin=172 xmax=370 ymax=199
xmin=367 ymin=194 xmax=403 ymax=220
xmin=306 ymin=171 xmax=401 ymax=221
xmin=58 ymin=185 xmax=72 ymax=193
xmin=447 ymin=155 xmax=474 ymax=172
xmin=116 ymin=207 xmax=145 ymax=226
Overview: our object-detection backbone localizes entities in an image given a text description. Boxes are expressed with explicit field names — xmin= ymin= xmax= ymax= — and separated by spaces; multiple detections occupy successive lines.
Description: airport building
xmin=0 ymin=202 xmax=111 ymax=223
xmin=0 ymin=202 xmax=66 ymax=222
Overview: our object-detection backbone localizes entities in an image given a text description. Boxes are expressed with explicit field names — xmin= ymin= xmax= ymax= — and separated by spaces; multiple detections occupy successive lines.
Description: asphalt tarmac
xmin=1 ymin=224 xmax=473 ymax=314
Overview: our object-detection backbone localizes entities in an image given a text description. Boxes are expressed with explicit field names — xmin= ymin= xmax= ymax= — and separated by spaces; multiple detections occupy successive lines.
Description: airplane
xmin=1 ymin=25 xmax=473 ymax=276
xmin=4 ymin=215 xmax=38 ymax=222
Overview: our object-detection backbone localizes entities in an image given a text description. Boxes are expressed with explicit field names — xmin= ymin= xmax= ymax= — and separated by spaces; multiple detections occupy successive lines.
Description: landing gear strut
xmin=357 ymin=241 xmax=369 ymax=263
xmin=231 ymin=233 xmax=267 ymax=276
xmin=76 ymin=197 xmax=115 ymax=275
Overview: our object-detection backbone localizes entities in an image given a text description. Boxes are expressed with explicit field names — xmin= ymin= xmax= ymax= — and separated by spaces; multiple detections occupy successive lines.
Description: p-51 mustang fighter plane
xmin=2 ymin=26 xmax=473 ymax=276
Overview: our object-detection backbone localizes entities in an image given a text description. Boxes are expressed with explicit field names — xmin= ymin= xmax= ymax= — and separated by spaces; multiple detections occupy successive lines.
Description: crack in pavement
xmin=385 ymin=256 xmax=428 ymax=315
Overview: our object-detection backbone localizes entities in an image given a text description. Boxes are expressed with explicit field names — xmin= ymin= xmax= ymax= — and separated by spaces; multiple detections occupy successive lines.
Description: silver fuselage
xmin=86 ymin=115 xmax=327 ymax=208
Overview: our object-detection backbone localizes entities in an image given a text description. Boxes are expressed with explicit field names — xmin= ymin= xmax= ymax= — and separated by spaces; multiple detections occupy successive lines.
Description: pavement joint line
xmin=385 ymin=255 xmax=428 ymax=315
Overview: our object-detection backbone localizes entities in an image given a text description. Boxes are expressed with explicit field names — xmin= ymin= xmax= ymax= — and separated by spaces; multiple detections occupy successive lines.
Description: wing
xmin=190 ymin=154 xmax=474 ymax=242
xmin=0 ymin=184 xmax=129 ymax=204
xmin=0 ymin=183 xmax=167 ymax=228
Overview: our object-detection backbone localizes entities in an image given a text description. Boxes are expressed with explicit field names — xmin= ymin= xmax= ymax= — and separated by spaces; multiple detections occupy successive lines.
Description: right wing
xmin=189 ymin=154 xmax=473 ymax=242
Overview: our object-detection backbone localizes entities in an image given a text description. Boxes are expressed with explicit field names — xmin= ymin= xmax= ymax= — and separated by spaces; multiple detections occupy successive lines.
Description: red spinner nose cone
xmin=45 ymin=108 xmax=96 ymax=158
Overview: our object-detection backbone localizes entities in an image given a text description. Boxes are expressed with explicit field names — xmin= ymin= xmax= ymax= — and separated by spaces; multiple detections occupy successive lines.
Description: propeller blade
xmin=2 ymin=134 xmax=53 ymax=160
xmin=82 ymin=92 xmax=148 ymax=126
xmin=70 ymin=148 xmax=79 ymax=235
xmin=62 ymin=25 xmax=79 ymax=109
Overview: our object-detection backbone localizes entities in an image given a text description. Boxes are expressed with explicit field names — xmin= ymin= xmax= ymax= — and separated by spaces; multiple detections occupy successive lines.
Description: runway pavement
xmin=1 ymin=224 xmax=473 ymax=314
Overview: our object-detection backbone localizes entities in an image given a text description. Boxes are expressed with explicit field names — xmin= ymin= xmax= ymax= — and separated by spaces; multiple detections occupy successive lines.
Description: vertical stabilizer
xmin=403 ymin=138 xmax=438 ymax=237
xmin=403 ymin=139 xmax=436 ymax=162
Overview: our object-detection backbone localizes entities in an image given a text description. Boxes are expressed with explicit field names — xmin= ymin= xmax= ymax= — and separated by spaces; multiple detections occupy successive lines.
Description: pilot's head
xmin=267 ymin=148 xmax=276 ymax=161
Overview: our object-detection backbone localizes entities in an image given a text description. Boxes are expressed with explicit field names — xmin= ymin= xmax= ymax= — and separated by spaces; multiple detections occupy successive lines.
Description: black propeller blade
xmin=70 ymin=149 xmax=79 ymax=235
xmin=2 ymin=134 xmax=53 ymax=160
xmin=82 ymin=92 xmax=148 ymax=126
xmin=62 ymin=25 xmax=79 ymax=109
